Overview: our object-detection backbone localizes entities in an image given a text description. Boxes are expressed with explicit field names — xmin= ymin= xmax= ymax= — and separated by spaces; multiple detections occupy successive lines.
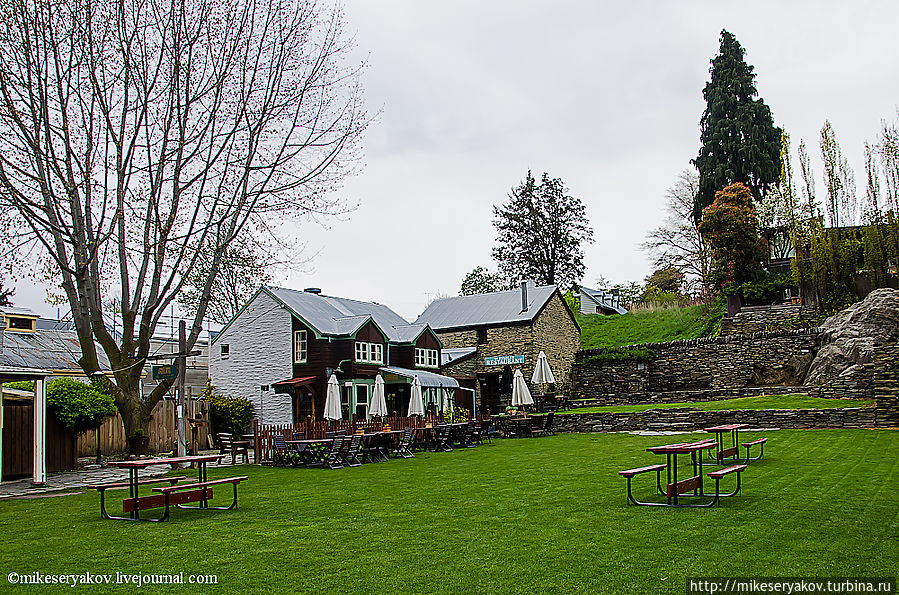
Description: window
xmin=220 ymin=344 xmax=230 ymax=359
xmin=294 ymin=330 xmax=308 ymax=363
xmin=415 ymin=348 xmax=439 ymax=368
xmin=355 ymin=341 xmax=383 ymax=364
xmin=477 ymin=328 xmax=488 ymax=344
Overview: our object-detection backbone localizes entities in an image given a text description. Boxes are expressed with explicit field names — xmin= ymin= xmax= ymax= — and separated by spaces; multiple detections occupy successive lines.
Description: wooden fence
xmin=76 ymin=399 xmax=211 ymax=457
xmin=2 ymin=400 xmax=77 ymax=479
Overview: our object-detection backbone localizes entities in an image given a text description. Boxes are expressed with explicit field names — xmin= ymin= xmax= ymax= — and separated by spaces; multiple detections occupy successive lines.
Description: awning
xmin=379 ymin=367 xmax=460 ymax=389
xmin=272 ymin=376 xmax=317 ymax=394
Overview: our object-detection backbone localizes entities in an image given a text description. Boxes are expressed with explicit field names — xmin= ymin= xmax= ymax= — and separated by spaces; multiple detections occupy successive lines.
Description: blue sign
xmin=484 ymin=355 xmax=525 ymax=366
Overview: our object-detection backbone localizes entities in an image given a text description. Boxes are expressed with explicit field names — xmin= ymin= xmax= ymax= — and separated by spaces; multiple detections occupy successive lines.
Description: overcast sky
xmin=12 ymin=0 xmax=899 ymax=323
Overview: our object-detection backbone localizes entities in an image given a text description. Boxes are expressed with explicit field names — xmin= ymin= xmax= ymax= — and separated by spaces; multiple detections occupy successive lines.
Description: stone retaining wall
xmin=719 ymin=304 xmax=817 ymax=336
xmin=572 ymin=329 xmax=820 ymax=402
xmin=550 ymin=405 xmax=882 ymax=433
xmin=568 ymin=385 xmax=811 ymax=408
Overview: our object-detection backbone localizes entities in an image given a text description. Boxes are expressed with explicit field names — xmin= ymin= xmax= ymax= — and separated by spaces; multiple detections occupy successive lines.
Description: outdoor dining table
xmin=105 ymin=454 xmax=223 ymax=520
xmin=361 ymin=430 xmax=403 ymax=461
xmin=286 ymin=438 xmax=334 ymax=467
xmin=704 ymin=423 xmax=750 ymax=463
xmin=645 ymin=439 xmax=717 ymax=506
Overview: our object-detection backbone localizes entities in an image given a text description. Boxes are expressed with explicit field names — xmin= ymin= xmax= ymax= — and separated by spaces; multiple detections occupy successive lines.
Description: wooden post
xmin=176 ymin=321 xmax=187 ymax=458
xmin=253 ymin=418 xmax=260 ymax=464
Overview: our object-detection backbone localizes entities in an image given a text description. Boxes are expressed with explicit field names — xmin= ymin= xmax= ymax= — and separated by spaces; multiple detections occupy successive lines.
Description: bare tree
xmin=0 ymin=0 xmax=367 ymax=442
xmin=640 ymin=169 xmax=712 ymax=296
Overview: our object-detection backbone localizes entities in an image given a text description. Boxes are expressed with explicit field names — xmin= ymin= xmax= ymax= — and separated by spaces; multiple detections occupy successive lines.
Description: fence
xmin=2 ymin=400 xmax=77 ymax=478
xmin=76 ymin=399 xmax=211 ymax=457
xmin=254 ymin=413 xmax=488 ymax=465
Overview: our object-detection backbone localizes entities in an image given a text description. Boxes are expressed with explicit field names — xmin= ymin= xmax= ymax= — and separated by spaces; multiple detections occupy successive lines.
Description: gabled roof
xmin=580 ymin=286 xmax=628 ymax=315
xmin=415 ymin=285 xmax=558 ymax=331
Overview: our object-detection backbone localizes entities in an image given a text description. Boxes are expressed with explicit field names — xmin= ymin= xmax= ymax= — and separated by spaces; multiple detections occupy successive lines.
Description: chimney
xmin=0 ymin=312 xmax=6 ymax=350
xmin=520 ymin=280 xmax=528 ymax=312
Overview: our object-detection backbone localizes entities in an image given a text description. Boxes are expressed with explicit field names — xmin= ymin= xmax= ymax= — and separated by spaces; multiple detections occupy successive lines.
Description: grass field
xmin=565 ymin=394 xmax=875 ymax=414
xmin=578 ymin=305 xmax=715 ymax=349
xmin=1 ymin=430 xmax=897 ymax=594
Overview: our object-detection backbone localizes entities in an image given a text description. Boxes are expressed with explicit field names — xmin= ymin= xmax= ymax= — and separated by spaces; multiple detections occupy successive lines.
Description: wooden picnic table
xmin=645 ymin=439 xmax=717 ymax=506
xmin=102 ymin=454 xmax=224 ymax=521
xmin=705 ymin=423 xmax=750 ymax=463
xmin=286 ymin=438 xmax=334 ymax=467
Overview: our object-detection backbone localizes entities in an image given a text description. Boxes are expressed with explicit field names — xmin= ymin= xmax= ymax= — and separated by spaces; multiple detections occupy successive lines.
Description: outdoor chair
xmin=218 ymin=433 xmax=249 ymax=464
xmin=340 ymin=435 xmax=363 ymax=467
xmin=468 ymin=421 xmax=483 ymax=446
xmin=290 ymin=432 xmax=308 ymax=466
xmin=434 ymin=427 xmax=453 ymax=452
xmin=270 ymin=433 xmax=287 ymax=466
xmin=322 ymin=436 xmax=345 ymax=470
xmin=391 ymin=427 xmax=414 ymax=459
xmin=462 ymin=422 xmax=477 ymax=448
xmin=480 ymin=419 xmax=496 ymax=444
xmin=531 ymin=412 xmax=554 ymax=438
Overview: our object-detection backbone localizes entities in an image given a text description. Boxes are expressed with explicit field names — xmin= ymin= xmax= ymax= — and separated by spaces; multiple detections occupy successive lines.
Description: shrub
xmin=46 ymin=377 xmax=117 ymax=434
xmin=3 ymin=380 xmax=35 ymax=392
xmin=740 ymin=271 xmax=796 ymax=305
xmin=206 ymin=394 xmax=255 ymax=436
xmin=584 ymin=348 xmax=656 ymax=365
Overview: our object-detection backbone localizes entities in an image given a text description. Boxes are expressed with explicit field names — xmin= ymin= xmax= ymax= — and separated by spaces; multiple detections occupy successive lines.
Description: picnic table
xmin=705 ymin=423 xmax=749 ymax=463
xmin=618 ymin=438 xmax=746 ymax=507
xmin=97 ymin=454 xmax=247 ymax=521
xmin=286 ymin=438 xmax=334 ymax=468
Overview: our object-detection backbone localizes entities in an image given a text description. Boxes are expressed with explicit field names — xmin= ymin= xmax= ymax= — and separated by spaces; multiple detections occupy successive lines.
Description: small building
xmin=209 ymin=286 xmax=460 ymax=425
xmin=415 ymin=282 xmax=580 ymax=414
xmin=578 ymin=286 xmax=627 ymax=315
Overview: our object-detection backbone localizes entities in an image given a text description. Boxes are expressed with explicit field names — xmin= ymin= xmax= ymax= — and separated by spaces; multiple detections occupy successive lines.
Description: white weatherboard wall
xmin=210 ymin=291 xmax=293 ymax=425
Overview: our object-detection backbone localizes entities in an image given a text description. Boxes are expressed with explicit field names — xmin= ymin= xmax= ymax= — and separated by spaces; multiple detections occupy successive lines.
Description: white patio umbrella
xmin=370 ymin=374 xmax=388 ymax=418
xmin=408 ymin=376 xmax=425 ymax=417
xmin=324 ymin=374 xmax=342 ymax=421
xmin=531 ymin=350 xmax=556 ymax=387
xmin=511 ymin=368 xmax=534 ymax=408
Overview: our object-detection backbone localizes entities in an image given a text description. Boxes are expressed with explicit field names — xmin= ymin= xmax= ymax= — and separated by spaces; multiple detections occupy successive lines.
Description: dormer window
xmin=6 ymin=315 xmax=36 ymax=332
xmin=415 ymin=348 xmax=439 ymax=368
xmin=355 ymin=341 xmax=383 ymax=364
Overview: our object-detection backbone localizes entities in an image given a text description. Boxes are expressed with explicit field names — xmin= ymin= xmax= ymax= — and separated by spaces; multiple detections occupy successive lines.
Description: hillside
xmin=578 ymin=304 xmax=718 ymax=349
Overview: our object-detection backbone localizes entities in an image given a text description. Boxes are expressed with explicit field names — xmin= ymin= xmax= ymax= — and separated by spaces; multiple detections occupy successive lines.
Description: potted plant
xmin=128 ymin=428 xmax=151 ymax=456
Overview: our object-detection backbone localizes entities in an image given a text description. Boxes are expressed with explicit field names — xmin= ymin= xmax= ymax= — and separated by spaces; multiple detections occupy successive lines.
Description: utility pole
xmin=177 ymin=320 xmax=187 ymax=457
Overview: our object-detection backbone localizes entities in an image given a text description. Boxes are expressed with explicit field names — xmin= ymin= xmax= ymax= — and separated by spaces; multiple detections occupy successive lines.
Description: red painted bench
xmin=89 ymin=476 xmax=187 ymax=521
xmin=742 ymin=437 xmax=767 ymax=462
xmin=151 ymin=476 xmax=249 ymax=521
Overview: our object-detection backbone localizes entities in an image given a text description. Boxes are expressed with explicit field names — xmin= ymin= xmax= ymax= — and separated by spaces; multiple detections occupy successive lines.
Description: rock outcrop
xmin=805 ymin=288 xmax=899 ymax=386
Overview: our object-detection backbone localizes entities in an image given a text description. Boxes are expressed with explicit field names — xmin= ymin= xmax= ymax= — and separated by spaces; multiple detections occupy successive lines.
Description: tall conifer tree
xmin=692 ymin=30 xmax=782 ymax=223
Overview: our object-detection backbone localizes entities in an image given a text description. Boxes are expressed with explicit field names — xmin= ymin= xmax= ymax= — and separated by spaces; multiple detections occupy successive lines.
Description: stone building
xmin=415 ymin=282 xmax=580 ymax=414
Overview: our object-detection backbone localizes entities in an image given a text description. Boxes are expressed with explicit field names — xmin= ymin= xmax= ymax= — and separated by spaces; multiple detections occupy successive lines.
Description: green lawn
xmin=578 ymin=304 xmax=715 ymax=349
xmin=565 ymin=394 xmax=875 ymax=414
xmin=1 ymin=430 xmax=897 ymax=594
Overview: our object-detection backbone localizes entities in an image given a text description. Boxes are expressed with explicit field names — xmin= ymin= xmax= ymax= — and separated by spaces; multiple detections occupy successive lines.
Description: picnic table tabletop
xmin=107 ymin=454 xmax=223 ymax=469
xmin=704 ymin=423 xmax=750 ymax=432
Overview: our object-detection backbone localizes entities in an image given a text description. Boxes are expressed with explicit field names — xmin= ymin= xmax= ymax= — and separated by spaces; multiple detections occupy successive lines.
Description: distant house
xmin=209 ymin=286 xmax=459 ymax=425
xmin=415 ymin=282 xmax=580 ymax=414
xmin=578 ymin=286 xmax=628 ymax=316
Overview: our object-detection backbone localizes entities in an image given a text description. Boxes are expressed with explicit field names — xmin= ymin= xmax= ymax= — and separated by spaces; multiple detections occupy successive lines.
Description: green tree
xmin=692 ymin=30 xmax=782 ymax=223
xmin=698 ymin=183 xmax=765 ymax=288
xmin=492 ymin=171 xmax=593 ymax=289
xmin=644 ymin=268 xmax=684 ymax=294
xmin=460 ymin=266 xmax=503 ymax=296
xmin=46 ymin=377 xmax=117 ymax=434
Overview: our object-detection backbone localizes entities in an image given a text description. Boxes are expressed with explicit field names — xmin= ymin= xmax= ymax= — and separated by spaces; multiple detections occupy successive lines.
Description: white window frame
xmin=415 ymin=348 xmax=439 ymax=369
xmin=220 ymin=344 xmax=230 ymax=359
xmin=294 ymin=330 xmax=308 ymax=364
xmin=355 ymin=341 xmax=383 ymax=364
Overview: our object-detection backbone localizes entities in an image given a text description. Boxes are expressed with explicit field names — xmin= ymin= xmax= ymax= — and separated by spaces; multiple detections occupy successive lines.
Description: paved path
xmin=0 ymin=451 xmax=250 ymax=500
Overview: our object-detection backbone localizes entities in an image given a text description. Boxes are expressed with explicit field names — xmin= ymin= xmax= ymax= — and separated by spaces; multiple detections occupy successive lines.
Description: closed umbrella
xmin=531 ymin=351 xmax=556 ymax=386
xmin=370 ymin=374 xmax=388 ymax=418
xmin=324 ymin=374 xmax=342 ymax=421
xmin=511 ymin=368 xmax=534 ymax=408
xmin=408 ymin=376 xmax=425 ymax=417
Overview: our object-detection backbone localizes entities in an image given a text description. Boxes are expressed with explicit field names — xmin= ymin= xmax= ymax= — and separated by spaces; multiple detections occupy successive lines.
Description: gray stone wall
xmin=550 ymin=406 xmax=880 ymax=433
xmin=720 ymin=304 xmax=817 ymax=336
xmin=209 ymin=291 xmax=294 ymax=425
xmin=572 ymin=329 xmax=819 ymax=402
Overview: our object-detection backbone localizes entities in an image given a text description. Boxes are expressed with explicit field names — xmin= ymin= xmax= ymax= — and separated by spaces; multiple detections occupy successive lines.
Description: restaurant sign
xmin=484 ymin=355 xmax=525 ymax=366
xmin=152 ymin=363 xmax=179 ymax=381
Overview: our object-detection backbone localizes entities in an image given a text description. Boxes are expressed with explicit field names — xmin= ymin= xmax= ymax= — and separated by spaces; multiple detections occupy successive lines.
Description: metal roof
xmin=415 ymin=285 xmax=558 ymax=331
xmin=0 ymin=306 xmax=39 ymax=317
xmin=0 ymin=329 xmax=111 ymax=372
xmin=379 ymin=366 xmax=460 ymax=389
xmin=442 ymin=347 xmax=477 ymax=366
xmin=580 ymin=286 xmax=628 ymax=315
xmin=265 ymin=286 xmax=423 ymax=343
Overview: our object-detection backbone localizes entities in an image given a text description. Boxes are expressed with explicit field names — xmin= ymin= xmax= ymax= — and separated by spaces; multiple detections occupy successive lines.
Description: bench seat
xmin=618 ymin=464 xmax=667 ymax=478
xmin=152 ymin=476 xmax=249 ymax=494
xmin=741 ymin=436 xmax=768 ymax=462
xmin=707 ymin=464 xmax=747 ymax=480
xmin=742 ymin=437 xmax=768 ymax=447
xmin=88 ymin=476 xmax=186 ymax=491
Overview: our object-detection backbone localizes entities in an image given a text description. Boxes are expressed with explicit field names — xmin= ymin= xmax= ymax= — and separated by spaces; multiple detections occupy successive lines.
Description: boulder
xmin=804 ymin=288 xmax=899 ymax=386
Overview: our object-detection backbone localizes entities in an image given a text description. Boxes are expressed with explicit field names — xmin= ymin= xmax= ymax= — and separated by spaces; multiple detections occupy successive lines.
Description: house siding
xmin=210 ymin=291 xmax=293 ymax=425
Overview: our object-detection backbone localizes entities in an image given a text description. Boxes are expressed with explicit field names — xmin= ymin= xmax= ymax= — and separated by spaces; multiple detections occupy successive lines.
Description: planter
xmin=128 ymin=435 xmax=151 ymax=455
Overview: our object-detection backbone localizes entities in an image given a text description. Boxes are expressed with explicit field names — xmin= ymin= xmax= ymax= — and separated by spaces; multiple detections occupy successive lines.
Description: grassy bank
xmin=579 ymin=303 xmax=717 ymax=349
xmin=564 ymin=394 xmax=875 ymax=414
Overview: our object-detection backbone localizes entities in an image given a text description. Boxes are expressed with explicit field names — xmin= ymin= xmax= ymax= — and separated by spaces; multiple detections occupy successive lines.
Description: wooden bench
xmin=741 ymin=437 xmax=768 ymax=462
xmin=217 ymin=433 xmax=250 ymax=465
xmin=89 ymin=476 xmax=187 ymax=521
xmin=619 ymin=464 xmax=667 ymax=505
xmin=706 ymin=464 xmax=747 ymax=505
xmin=151 ymin=476 xmax=249 ymax=521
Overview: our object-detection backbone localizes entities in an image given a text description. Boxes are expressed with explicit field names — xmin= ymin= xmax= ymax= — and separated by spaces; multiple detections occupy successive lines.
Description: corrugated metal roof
xmin=442 ymin=347 xmax=477 ymax=366
xmin=580 ymin=286 xmax=628 ymax=315
xmin=415 ymin=285 xmax=558 ymax=331
xmin=0 ymin=329 xmax=111 ymax=372
xmin=266 ymin=286 xmax=418 ymax=343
